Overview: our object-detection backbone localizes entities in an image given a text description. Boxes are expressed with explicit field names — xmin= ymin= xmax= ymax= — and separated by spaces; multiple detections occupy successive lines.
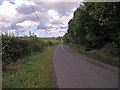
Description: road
xmin=51 ymin=41 xmax=118 ymax=88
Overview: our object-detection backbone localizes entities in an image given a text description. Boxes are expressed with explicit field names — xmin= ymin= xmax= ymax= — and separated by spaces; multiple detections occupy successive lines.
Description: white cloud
xmin=48 ymin=9 xmax=58 ymax=17
xmin=0 ymin=1 xmax=17 ymax=22
xmin=7 ymin=29 xmax=17 ymax=35
xmin=17 ymin=20 xmax=39 ymax=27
xmin=16 ymin=20 xmax=39 ymax=32
xmin=0 ymin=0 xmax=80 ymax=37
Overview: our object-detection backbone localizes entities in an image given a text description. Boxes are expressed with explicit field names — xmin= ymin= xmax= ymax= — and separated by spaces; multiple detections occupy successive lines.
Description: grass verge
xmin=65 ymin=43 xmax=119 ymax=67
xmin=2 ymin=44 xmax=58 ymax=88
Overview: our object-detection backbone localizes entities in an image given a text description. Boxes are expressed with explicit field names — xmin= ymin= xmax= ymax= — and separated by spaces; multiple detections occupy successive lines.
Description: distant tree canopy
xmin=64 ymin=2 xmax=120 ymax=56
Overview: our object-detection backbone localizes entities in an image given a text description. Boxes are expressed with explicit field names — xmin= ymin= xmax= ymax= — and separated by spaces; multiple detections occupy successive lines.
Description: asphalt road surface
xmin=51 ymin=41 xmax=118 ymax=88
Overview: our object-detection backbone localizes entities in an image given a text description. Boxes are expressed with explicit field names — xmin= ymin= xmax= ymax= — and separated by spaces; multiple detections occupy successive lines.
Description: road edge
xmin=50 ymin=45 xmax=59 ymax=88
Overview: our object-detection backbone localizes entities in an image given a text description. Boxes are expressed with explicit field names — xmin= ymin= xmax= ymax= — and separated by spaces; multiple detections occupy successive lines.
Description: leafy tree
xmin=64 ymin=2 xmax=120 ymax=55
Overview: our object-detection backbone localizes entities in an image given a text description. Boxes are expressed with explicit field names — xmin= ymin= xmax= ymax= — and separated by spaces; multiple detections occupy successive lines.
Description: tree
xmin=64 ymin=2 xmax=120 ymax=54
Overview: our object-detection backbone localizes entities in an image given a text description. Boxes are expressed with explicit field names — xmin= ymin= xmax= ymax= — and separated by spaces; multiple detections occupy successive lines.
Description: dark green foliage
xmin=64 ymin=2 xmax=120 ymax=57
xmin=48 ymin=40 xmax=54 ymax=46
xmin=103 ymin=42 xmax=119 ymax=56
xmin=2 ymin=35 xmax=54 ymax=71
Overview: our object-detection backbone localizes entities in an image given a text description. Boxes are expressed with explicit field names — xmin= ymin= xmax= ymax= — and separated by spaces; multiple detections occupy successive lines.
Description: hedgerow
xmin=2 ymin=35 xmax=54 ymax=71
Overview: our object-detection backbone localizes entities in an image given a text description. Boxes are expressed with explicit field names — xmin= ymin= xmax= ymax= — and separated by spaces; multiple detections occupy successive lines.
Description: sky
xmin=0 ymin=0 xmax=80 ymax=37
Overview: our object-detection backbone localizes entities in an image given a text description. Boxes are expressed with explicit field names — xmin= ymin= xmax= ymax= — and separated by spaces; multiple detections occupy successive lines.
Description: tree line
xmin=64 ymin=2 xmax=120 ymax=57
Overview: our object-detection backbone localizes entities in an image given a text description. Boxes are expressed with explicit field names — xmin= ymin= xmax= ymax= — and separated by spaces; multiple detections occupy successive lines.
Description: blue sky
xmin=0 ymin=0 xmax=15 ymax=5
xmin=0 ymin=0 xmax=80 ymax=37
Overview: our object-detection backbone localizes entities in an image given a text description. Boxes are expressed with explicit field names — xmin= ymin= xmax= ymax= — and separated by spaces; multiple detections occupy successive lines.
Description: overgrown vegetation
xmin=65 ymin=43 xmax=119 ymax=66
xmin=2 ymin=34 xmax=59 ymax=88
xmin=63 ymin=2 xmax=120 ymax=66
xmin=2 ymin=44 xmax=58 ymax=88
xmin=2 ymin=35 xmax=57 ymax=71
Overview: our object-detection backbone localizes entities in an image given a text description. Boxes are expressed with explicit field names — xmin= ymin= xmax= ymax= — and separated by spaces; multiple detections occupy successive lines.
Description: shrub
xmin=103 ymin=42 xmax=119 ymax=57
xmin=2 ymin=35 xmax=55 ymax=71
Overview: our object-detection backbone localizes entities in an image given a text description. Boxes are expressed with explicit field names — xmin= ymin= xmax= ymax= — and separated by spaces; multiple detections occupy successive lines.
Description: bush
xmin=103 ymin=42 xmax=119 ymax=56
xmin=2 ymin=35 xmax=55 ymax=71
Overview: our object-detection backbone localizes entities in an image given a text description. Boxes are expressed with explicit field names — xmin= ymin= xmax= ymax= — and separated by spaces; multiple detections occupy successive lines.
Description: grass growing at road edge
xmin=2 ymin=44 xmax=58 ymax=88
xmin=65 ymin=43 xmax=119 ymax=67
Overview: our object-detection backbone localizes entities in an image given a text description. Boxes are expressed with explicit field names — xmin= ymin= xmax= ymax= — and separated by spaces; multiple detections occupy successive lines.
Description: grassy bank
xmin=2 ymin=44 xmax=58 ymax=88
xmin=65 ymin=43 xmax=119 ymax=67
xmin=2 ymin=36 xmax=57 ymax=71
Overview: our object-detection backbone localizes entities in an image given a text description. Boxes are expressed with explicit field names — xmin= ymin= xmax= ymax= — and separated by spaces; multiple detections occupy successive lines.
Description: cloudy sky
xmin=0 ymin=0 xmax=80 ymax=37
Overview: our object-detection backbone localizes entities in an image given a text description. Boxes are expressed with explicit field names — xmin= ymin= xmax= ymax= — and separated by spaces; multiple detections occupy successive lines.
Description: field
xmin=40 ymin=38 xmax=58 ymax=43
